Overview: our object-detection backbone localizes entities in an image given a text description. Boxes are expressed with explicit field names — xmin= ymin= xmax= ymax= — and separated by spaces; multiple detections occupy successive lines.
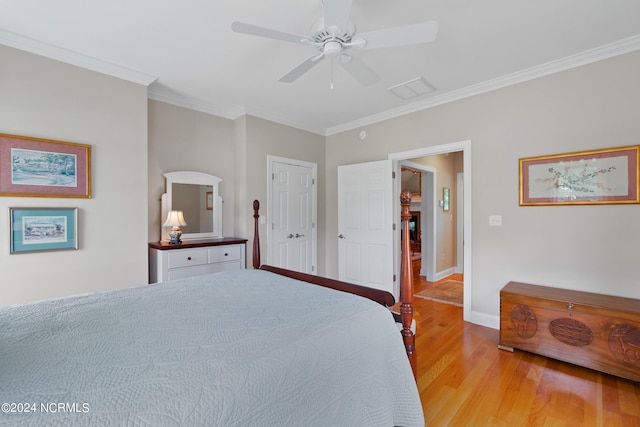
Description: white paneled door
xmin=338 ymin=160 xmax=394 ymax=295
xmin=269 ymin=157 xmax=317 ymax=274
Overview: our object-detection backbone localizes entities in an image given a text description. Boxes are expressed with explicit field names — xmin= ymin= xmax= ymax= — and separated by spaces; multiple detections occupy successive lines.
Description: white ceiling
xmin=1 ymin=0 xmax=640 ymax=135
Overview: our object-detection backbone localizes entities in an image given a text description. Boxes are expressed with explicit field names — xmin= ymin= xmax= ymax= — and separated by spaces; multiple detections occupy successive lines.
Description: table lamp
xmin=164 ymin=210 xmax=187 ymax=244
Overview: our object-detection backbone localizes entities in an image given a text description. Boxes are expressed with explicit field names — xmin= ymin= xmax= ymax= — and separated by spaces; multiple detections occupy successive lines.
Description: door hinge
xmin=312 ymin=178 xmax=315 ymax=185
xmin=393 ymin=223 xmax=396 ymax=231
xmin=392 ymin=171 xmax=396 ymax=179
xmin=312 ymin=265 xmax=315 ymax=272
xmin=393 ymin=274 xmax=396 ymax=282
xmin=272 ymin=173 xmax=275 ymax=180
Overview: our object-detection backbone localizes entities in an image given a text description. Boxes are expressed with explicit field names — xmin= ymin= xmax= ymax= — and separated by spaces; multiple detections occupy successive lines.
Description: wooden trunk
xmin=500 ymin=281 xmax=640 ymax=382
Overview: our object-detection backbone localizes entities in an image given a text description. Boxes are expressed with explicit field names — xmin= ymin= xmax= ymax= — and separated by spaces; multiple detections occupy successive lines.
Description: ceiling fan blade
xmin=339 ymin=55 xmax=380 ymax=87
xmin=231 ymin=21 xmax=312 ymax=45
xmin=358 ymin=21 xmax=438 ymax=50
xmin=279 ymin=54 xmax=325 ymax=83
xmin=323 ymin=0 xmax=353 ymax=32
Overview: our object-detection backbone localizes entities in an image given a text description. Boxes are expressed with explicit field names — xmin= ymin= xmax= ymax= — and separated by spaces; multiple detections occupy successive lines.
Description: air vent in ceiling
xmin=388 ymin=77 xmax=436 ymax=100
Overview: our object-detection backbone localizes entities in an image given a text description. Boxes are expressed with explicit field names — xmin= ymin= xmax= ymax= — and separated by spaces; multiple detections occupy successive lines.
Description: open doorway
xmin=401 ymin=155 xmax=463 ymax=309
xmin=400 ymin=162 xmax=436 ymax=282
xmin=390 ymin=140 xmax=472 ymax=322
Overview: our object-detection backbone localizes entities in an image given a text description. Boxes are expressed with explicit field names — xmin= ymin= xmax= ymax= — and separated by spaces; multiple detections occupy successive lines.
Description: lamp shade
xmin=163 ymin=210 xmax=187 ymax=227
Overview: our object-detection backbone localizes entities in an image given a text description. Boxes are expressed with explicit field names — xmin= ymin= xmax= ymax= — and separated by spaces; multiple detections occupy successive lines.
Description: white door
xmin=268 ymin=156 xmax=317 ymax=274
xmin=338 ymin=160 xmax=394 ymax=294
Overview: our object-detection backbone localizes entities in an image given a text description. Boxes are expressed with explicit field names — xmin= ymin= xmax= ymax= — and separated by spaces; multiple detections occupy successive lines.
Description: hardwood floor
xmin=412 ymin=273 xmax=640 ymax=426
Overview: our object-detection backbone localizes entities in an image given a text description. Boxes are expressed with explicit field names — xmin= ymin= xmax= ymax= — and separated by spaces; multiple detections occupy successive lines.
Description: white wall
xmin=326 ymin=50 xmax=640 ymax=319
xmin=0 ymin=45 xmax=149 ymax=306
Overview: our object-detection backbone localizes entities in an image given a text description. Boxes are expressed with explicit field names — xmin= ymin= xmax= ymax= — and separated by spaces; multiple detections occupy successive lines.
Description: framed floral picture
xmin=0 ymin=134 xmax=91 ymax=198
xmin=519 ymin=145 xmax=640 ymax=206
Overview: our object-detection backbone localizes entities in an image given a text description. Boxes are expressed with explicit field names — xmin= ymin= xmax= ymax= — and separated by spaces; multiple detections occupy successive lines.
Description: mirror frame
xmin=161 ymin=171 xmax=223 ymax=241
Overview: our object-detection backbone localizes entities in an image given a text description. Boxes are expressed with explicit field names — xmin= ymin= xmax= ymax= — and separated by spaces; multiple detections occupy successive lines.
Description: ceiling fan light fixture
xmin=323 ymin=40 xmax=343 ymax=57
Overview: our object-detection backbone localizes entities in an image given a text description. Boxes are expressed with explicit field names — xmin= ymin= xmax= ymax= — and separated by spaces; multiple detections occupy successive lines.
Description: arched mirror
xmin=161 ymin=171 xmax=223 ymax=241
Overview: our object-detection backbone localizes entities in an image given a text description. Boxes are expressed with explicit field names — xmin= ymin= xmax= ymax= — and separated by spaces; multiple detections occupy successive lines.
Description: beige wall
xmin=4 ymin=43 xmax=638 ymax=323
xmin=242 ymin=116 xmax=326 ymax=273
xmin=326 ymin=50 xmax=640 ymax=319
xmin=148 ymin=100 xmax=236 ymax=241
xmin=409 ymin=153 xmax=460 ymax=275
xmin=0 ymin=45 xmax=149 ymax=306
xmin=147 ymin=107 xmax=326 ymax=273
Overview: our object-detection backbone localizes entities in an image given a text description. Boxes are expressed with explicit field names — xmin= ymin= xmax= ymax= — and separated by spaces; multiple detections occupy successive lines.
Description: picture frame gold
xmin=519 ymin=145 xmax=639 ymax=206
xmin=0 ymin=134 xmax=91 ymax=198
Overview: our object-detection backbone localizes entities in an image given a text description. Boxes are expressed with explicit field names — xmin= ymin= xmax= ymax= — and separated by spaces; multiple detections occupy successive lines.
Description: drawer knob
xmin=187 ymin=256 xmax=192 ymax=261
xmin=567 ymin=303 xmax=574 ymax=310
xmin=224 ymin=253 xmax=228 ymax=256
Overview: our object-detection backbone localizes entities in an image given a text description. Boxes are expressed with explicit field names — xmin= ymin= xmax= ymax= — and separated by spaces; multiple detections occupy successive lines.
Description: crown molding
xmin=5 ymin=26 xmax=638 ymax=136
xmin=242 ymin=105 xmax=325 ymax=135
xmin=148 ymin=86 xmax=325 ymax=135
xmin=0 ymin=29 xmax=157 ymax=86
xmin=148 ymin=87 xmax=240 ymax=119
xmin=325 ymin=34 xmax=640 ymax=136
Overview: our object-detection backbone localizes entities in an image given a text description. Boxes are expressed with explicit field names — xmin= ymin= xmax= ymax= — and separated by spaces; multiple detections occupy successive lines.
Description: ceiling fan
xmin=231 ymin=0 xmax=437 ymax=87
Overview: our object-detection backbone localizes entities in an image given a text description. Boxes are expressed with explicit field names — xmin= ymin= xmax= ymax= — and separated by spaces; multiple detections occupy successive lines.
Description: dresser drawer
xmin=149 ymin=238 xmax=247 ymax=284
xmin=167 ymin=248 xmax=208 ymax=269
xmin=209 ymin=245 xmax=241 ymax=263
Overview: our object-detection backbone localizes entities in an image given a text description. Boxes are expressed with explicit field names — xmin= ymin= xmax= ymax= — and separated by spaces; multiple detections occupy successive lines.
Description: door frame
xmin=266 ymin=155 xmax=318 ymax=273
xmin=389 ymin=140 xmax=472 ymax=323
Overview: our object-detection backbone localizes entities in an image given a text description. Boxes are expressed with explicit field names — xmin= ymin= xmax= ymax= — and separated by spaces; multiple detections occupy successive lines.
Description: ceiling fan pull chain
xmin=330 ymin=58 xmax=334 ymax=90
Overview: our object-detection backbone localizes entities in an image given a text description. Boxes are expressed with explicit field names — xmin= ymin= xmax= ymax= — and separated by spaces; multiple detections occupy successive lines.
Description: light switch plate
xmin=489 ymin=215 xmax=502 ymax=226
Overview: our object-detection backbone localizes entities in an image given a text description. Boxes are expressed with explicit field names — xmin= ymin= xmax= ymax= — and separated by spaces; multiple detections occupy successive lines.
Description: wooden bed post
xmin=253 ymin=200 xmax=261 ymax=269
xmin=400 ymin=190 xmax=417 ymax=377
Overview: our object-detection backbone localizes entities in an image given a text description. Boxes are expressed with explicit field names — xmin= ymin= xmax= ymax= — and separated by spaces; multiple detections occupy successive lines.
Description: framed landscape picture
xmin=10 ymin=207 xmax=79 ymax=254
xmin=0 ymin=134 xmax=91 ymax=198
xmin=519 ymin=145 xmax=640 ymax=206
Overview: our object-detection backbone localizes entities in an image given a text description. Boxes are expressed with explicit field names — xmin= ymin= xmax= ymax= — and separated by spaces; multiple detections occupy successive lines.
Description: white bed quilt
xmin=0 ymin=269 xmax=423 ymax=426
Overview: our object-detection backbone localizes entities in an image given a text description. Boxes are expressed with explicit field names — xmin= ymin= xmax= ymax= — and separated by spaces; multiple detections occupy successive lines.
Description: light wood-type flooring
xmin=412 ymin=273 xmax=640 ymax=426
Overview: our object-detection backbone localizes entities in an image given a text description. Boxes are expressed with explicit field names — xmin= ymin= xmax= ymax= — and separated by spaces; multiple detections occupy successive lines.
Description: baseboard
xmin=433 ymin=267 xmax=456 ymax=282
xmin=471 ymin=310 xmax=499 ymax=330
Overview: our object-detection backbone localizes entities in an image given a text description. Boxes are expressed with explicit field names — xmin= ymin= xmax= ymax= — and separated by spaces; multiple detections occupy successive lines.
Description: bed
xmin=0 ymin=192 xmax=421 ymax=426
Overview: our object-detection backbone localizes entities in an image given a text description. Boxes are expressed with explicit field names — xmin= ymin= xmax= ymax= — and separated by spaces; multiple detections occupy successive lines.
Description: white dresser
xmin=149 ymin=238 xmax=247 ymax=283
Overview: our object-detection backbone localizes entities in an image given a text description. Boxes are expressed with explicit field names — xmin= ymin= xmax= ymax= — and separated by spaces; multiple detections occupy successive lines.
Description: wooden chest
xmin=500 ymin=281 xmax=640 ymax=382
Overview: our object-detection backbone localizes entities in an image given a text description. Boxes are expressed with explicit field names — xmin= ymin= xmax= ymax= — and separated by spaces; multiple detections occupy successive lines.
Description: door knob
xmin=338 ymin=234 xmax=346 ymax=239
xmin=286 ymin=234 xmax=294 ymax=238
xmin=295 ymin=234 xmax=305 ymax=238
